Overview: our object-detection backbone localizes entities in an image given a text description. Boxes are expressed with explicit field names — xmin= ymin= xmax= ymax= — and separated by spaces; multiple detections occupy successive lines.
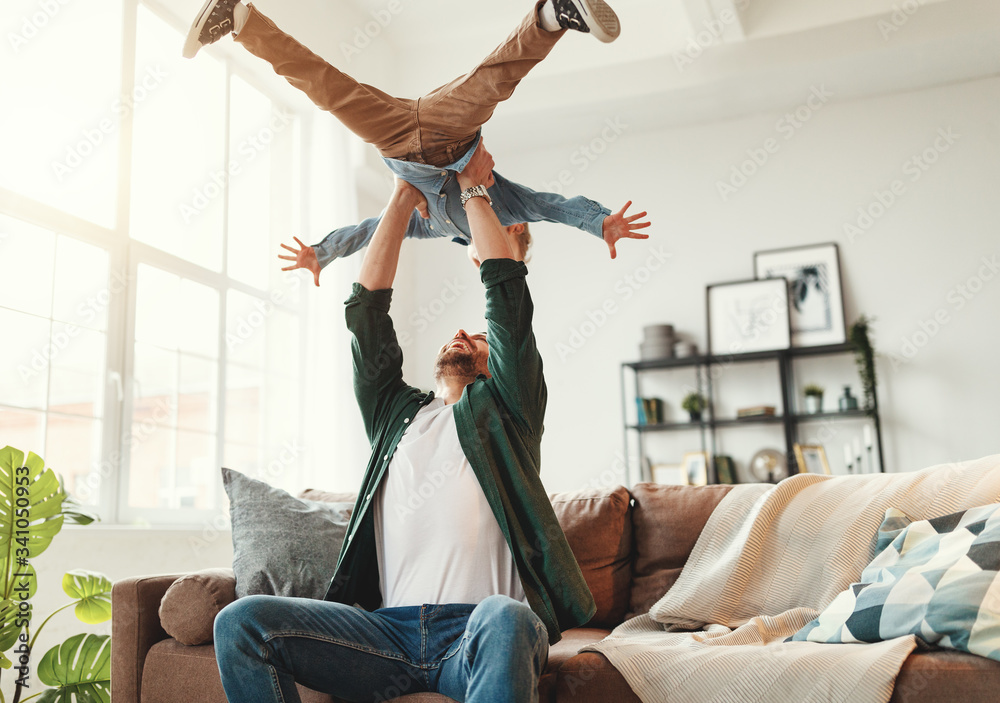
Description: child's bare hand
xmin=457 ymin=140 xmax=496 ymax=191
xmin=278 ymin=236 xmax=322 ymax=287
xmin=602 ymin=201 xmax=651 ymax=259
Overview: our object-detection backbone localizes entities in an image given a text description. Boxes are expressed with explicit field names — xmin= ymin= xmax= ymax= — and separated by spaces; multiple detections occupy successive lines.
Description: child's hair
xmin=511 ymin=224 xmax=533 ymax=263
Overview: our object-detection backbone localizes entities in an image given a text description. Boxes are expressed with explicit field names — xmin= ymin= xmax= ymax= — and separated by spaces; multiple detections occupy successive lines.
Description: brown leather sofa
xmin=112 ymin=483 xmax=1000 ymax=703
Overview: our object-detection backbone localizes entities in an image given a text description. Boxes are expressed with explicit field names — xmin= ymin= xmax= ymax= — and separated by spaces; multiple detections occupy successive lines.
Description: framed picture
xmin=707 ymin=278 xmax=791 ymax=355
xmin=682 ymin=451 xmax=709 ymax=486
xmin=793 ymin=443 xmax=831 ymax=475
xmin=754 ymin=243 xmax=846 ymax=347
xmin=714 ymin=454 xmax=738 ymax=485
xmin=651 ymin=464 xmax=688 ymax=485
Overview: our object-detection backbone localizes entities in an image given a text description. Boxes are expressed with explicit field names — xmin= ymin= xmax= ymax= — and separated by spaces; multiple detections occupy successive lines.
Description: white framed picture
xmin=707 ymin=278 xmax=791 ymax=356
xmin=754 ymin=243 xmax=846 ymax=348
xmin=651 ymin=464 xmax=688 ymax=485
xmin=682 ymin=451 xmax=709 ymax=486
xmin=793 ymin=443 xmax=831 ymax=475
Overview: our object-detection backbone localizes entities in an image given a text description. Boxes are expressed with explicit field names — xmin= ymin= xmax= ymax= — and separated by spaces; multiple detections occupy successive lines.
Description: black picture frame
xmin=754 ymin=243 xmax=847 ymax=347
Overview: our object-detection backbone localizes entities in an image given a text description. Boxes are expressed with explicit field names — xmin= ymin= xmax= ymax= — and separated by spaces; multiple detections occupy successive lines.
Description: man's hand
xmin=395 ymin=178 xmax=430 ymax=219
xmin=602 ymin=201 xmax=651 ymax=259
xmin=279 ymin=236 xmax=322 ymax=287
xmin=457 ymin=140 xmax=496 ymax=191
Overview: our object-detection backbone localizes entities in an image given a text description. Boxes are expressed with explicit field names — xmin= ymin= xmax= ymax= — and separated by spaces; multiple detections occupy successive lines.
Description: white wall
xmin=392 ymin=74 xmax=1000 ymax=490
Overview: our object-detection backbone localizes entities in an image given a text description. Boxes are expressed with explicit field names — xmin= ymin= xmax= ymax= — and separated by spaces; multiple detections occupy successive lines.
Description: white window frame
xmin=0 ymin=0 xmax=316 ymax=525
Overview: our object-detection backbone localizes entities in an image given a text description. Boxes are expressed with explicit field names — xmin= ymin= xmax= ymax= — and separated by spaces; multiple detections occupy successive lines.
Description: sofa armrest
xmin=112 ymin=573 xmax=187 ymax=703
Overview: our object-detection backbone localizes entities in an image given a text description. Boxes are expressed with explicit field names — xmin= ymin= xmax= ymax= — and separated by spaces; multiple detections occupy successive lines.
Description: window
xmin=0 ymin=218 xmax=110 ymax=501
xmin=0 ymin=0 xmax=323 ymax=524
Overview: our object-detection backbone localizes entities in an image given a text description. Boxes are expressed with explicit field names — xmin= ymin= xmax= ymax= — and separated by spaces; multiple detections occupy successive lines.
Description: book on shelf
xmin=636 ymin=397 xmax=665 ymax=425
xmin=736 ymin=405 xmax=777 ymax=419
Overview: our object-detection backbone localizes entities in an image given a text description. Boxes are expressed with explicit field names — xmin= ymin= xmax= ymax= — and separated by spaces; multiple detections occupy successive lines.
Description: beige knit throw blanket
xmin=585 ymin=455 xmax=1000 ymax=703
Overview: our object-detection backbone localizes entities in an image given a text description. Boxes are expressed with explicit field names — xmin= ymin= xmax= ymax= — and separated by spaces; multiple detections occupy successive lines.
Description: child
xmin=185 ymin=0 xmax=649 ymax=284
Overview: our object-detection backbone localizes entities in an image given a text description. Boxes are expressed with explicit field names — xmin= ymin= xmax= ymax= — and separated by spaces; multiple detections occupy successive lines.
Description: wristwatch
xmin=460 ymin=184 xmax=492 ymax=208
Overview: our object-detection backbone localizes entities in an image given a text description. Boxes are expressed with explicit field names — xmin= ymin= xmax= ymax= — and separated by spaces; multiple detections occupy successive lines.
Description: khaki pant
xmin=236 ymin=2 xmax=564 ymax=167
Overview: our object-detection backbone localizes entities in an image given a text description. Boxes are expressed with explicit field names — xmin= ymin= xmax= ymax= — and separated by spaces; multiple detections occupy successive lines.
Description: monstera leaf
xmin=0 ymin=447 xmax=66 ymax=580
xmin=36 ymin=634 xmax=111 ymax=703
xmin=0 ymin=598 xmax=17 ymax=669
xmin=62 ymin=571 xmax=113 ymax=625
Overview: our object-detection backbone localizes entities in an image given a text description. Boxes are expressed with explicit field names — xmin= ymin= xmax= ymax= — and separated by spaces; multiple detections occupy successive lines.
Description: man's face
xmin=434 ymin=329 xmax=490 ymax=381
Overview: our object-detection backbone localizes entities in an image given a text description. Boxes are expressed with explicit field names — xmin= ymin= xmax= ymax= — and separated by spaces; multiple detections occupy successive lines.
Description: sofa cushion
xmin=141 ymin=639 xmax=337 ymax=703
xmin=158 ymin=568 xmax=236 ymax=645
xmin=555 ymin=651 xmax=641 ymax=703
xmin=890 ymin=649 xmax=1000 ymax=703
xmin=222 ymin=468 xmax=353 ymax=599
xmin=550 ymin=486 xmax=632 ymax=628
xmin=793 ymin=503 xmax=1000 ymax=661
xmin=628 ymin=483 xmax=735 ymax=619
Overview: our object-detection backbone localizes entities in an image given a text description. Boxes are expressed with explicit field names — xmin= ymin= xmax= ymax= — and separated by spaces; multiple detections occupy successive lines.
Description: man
xmin=184 ymin=0 xmax=649 ymax=281
xmin=214 ymin=142 xmax=596 ymax=702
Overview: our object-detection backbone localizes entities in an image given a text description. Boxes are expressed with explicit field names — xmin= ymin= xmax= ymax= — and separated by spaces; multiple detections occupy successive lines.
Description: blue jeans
xmin=214 ymin=594 xmax=548 ymax=703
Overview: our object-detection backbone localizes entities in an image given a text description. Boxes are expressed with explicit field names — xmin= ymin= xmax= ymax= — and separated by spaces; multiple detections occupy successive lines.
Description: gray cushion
xmin=222 ymin=467 xmax=352 ymax=599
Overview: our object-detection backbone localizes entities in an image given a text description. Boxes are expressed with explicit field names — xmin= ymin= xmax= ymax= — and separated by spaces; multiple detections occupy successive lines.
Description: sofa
xmin=111 ymin=482 xmax=1000 ymax=703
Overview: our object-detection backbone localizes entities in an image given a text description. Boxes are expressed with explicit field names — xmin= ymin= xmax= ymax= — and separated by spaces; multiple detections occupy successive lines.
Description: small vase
xmin=839 ymin=386 xmax=859 ymax=411
xmin=804 ymin=395 xmax=822 ymax=414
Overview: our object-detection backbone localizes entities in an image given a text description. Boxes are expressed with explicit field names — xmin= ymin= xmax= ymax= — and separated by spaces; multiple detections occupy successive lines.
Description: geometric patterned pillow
xmin=791 ymin=503 xmax=1000 ymax=662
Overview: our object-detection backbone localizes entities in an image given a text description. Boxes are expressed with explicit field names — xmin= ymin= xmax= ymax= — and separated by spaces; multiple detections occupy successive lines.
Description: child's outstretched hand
xmin=602 ymin=201 xmax=651 ymax=259
xmin=279 ymin=236 xmax=322 ymax=287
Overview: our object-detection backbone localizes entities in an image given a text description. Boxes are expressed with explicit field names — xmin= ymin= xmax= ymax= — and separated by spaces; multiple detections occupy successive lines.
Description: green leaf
xmin=36 ymin=634 xmax=111 ymax=703
xmin=62 ymin=571 xmax=113 ymax=625
xmin=0 ymin=447 xmax=66 ymax=578
xmin=0 ymin=599 xmax=20 ymax=652
xmin=57 ymin=475 xmax=101 ymax=526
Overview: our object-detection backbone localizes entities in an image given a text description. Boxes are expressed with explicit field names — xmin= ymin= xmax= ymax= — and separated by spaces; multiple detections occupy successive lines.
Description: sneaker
xmin=552 ymin=0 xmax=620 ymax=43
xmin=182 ymin=0 xmax=241 ymax=58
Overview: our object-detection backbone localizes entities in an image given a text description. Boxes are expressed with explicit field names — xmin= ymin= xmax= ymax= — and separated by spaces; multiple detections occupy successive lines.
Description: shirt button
xmin=384 ymin=455 xmax=389 ymax=461
xmin=445 ymin=220 xmax=451 ymax=224
xmin=439 ymin=193 xmax=445 ymax=198
xmin=429 ymin=225 xmax=434 ymax=230
xmin=440 ymin=171 xmax=447 ymax=176
xmin=403 ymin=418 xmax=410 ymax=424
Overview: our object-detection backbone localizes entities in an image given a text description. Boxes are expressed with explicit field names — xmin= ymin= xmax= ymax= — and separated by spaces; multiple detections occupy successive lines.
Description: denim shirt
xmin=312 ymin=134 xmax=611 ymax=267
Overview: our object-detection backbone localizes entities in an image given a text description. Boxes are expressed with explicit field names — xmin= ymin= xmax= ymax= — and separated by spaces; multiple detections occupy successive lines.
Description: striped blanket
xmin=585 ymin=455 xmax=1000 ymax=703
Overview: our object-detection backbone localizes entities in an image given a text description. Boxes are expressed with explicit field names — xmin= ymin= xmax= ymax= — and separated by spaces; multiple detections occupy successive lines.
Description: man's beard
xmin=434 ymin=348 xmax=481 ymax=385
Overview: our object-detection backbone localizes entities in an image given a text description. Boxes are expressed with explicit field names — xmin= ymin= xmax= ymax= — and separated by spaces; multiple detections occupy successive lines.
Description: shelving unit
xmin=620 ymin=343 xmax=885 ymax=485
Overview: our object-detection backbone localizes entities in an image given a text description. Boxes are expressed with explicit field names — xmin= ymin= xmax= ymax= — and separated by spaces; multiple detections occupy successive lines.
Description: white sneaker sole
xmin=182 ymin=0 xmax=226 ymax=58
xmin=572 ymin=0 xmax=621 ymax=43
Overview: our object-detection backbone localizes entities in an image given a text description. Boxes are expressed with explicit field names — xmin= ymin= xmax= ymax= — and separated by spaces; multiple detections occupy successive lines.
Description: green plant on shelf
xmin=803 ymin=384 xmax=824 ymax=397
xmin=0 ymin=446 xmax=112 ymax=703
xmin=681 ymin=392 xmax=707 ymax=421
xmin=848 ymin=315 xmax=878 ymax=417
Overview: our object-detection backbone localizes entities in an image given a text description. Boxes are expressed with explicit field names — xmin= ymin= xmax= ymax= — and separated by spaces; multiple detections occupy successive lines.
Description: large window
xmin=0 ymin=0 xmax=316 ymax=524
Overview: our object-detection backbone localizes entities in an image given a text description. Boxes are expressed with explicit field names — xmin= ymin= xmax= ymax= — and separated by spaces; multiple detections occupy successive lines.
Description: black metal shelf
xmin=621 ymin=342 xmax=885 ymax=484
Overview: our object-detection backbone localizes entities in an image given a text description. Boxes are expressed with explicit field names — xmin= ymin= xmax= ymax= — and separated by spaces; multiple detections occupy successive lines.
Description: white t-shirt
xmin=373 ymin=398 xmax=526 ymax=607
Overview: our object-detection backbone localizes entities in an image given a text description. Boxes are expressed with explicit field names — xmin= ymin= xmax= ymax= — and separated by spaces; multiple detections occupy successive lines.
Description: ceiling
xmin=328 ymin=0 xmax=999 ymax=150
xmin=162 ymin=0 xmax=999 ymax=152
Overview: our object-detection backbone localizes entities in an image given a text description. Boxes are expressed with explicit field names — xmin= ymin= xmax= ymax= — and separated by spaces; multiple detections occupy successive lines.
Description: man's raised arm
xmin=458 ymin=142 xmax=546 ymax=434
xmin=344 ymin=181 xmax=427 ymax=442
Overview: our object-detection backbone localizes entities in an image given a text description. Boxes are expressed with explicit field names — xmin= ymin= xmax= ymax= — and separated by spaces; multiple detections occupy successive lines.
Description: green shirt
xmin=324 ymin=259 xmax=596 ymax=644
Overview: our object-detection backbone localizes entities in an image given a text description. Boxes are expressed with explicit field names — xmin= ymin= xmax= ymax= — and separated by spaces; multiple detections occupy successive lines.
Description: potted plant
xmin=848 ymin=315 xmax=877 ymax=417
xmin=0 ymin=446 xmax=112 ymax=703
xmin=681 ymin=392 xmax=707 ymax=422
xmin=803 ymin=384 xmax=824 ymax=414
